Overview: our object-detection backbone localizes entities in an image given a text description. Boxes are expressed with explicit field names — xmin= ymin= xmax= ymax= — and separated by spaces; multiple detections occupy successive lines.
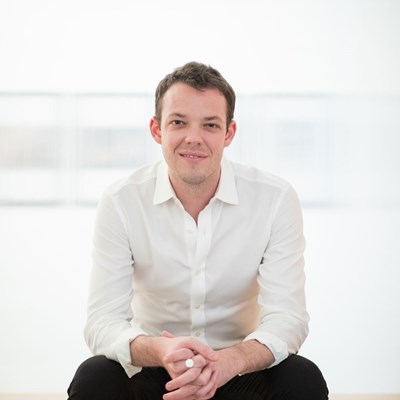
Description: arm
xmin=162 ymin=186 xmax=308 ymax=399
xmin=131 ymin=333 xmax=218 ymax=400
xmin=87 ymin=189 xmax=218 ymax=391
xmin=245 ymin=184 xmax=309 ymax=365
xmin=84 ymin=190 xmax=148 ymax=377
xmin=163 ymin=339 xmax=274 ymax=400
xmin=129 ymin=333 xmax=218 ymax=371
xmin=216 ymin=339 xmax=275 ymax=378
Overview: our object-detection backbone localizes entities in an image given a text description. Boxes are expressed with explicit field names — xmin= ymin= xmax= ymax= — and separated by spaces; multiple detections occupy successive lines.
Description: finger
xmin=187 ymin=354 xmax=207 ymax=369
xmin=161 ymin=333 xmax=217 ymax=363
xmin=191 ymin=362 xmax=212 ymax=386
xmin=185 ymin=358 xmax=194 ymax=368
xmin=163 ymin=382 xmax=198 ymax=400
xmin=175 ymin=354 xmax=207 ymax=374
xmin=162 ymin=330 xmax=175 ymax=338
xmin=194 ymin=379 xmax=217 ymax=398
xmin=163 ymin=348 xmax=195 ymax=364
xmin=191 ymin=371 xmax=218 ymax=399
xmin=165 ymin=354 xmax=207 ymax=378
xmin=184 ymin=339 xmax=218 ymax=362
xmin=165 ymin=367 xmax=202 ymax=392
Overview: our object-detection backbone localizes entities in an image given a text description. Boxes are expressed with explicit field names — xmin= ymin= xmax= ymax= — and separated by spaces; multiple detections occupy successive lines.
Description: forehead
xmin=161 ymin=83 xmax=227 ymax=116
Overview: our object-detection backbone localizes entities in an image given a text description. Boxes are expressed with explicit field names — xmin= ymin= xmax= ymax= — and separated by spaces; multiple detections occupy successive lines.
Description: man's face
xmin=150 ymin=82 xmax=236 ymax=189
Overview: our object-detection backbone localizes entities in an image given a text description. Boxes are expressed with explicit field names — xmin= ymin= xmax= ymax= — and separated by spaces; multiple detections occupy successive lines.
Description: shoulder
xmin=226 ymin=159 xmax=302 ymax=215
xmin=103 ymin=161 xmax=161 ymax=200
xmin=228 ymin=159 xmax=292 ymax=193
xmin=227 ymin=160 xmax=303 ymax=223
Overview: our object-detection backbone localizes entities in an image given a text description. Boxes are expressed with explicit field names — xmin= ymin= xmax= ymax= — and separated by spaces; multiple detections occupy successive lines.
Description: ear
xmin=150 ymin=117 xmax=162 ymax=144
xmin=224 ymin=120 xmax=237 ymax=148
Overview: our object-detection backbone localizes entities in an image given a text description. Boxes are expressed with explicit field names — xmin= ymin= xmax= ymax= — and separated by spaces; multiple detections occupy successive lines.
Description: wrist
xmin=218 ymin=340 xmax=274 ymax=377
xmin=217 ymin=346 xmax=247 ymax=377
xmin=130 ymin=335 xmax=169 ymax=367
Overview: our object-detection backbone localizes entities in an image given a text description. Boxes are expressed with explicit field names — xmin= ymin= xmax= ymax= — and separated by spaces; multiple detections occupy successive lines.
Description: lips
xmin=179 ymin=152 xmax=207 ymax=159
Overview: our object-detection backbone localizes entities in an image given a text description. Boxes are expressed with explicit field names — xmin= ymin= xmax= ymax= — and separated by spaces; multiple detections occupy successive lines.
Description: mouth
xmin=179 ymin=152 xmax=207 ymax=160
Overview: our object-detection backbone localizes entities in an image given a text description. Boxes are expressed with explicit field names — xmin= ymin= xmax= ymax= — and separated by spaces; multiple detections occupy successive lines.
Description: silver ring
xmin=185 ymin=358 xmax=194 ymax=368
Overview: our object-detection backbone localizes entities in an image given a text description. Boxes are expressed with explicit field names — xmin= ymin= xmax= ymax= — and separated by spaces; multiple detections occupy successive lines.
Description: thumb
xmin=162 ymin=330 xmax=175 ymax=338
xmin=188 ymin=339 xmax=218 ymax=362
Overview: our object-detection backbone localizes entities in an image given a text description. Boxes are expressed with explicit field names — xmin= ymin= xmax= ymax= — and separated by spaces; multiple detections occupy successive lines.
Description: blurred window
xmin=1 ymin=93 xmax=399 ymax=207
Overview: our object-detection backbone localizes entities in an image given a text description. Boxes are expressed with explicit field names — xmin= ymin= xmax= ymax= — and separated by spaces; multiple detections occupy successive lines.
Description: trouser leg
xmin=67 ymin=356 xmax=132 ymax=400
xmin=68 ymin=354 xmax=328 ymax=400
xmin=67 ymin=355 xmax=170 ymax=400
xmin=214 ymin=354 xmax=329 ymax=400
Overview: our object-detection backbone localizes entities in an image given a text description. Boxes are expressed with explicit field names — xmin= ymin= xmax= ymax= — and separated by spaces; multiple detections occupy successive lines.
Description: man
xmin=68 ymin=62 xmax=328 ymax=399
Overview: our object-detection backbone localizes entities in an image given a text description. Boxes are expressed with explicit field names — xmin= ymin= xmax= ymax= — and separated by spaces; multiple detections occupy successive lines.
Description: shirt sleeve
xmin=243 ymin=184 xmax=309 ymax=367
xmin=84 ymin=189 xmax=147 ymax=378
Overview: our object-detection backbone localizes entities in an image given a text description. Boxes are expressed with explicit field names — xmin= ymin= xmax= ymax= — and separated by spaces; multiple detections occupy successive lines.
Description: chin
xmin=181 ymin=175 xmax=207 ymax=186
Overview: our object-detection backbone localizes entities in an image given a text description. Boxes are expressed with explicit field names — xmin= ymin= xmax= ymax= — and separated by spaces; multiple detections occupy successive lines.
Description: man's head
xmin=149 ymin=63 xmax=237 ymax=193
xmin=154 ymin=61 xmax=236 ymax=129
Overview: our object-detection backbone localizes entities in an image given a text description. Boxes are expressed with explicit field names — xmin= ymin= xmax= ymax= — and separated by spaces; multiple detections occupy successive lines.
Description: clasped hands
xmin=161 ymin=330 xmax=221 ymax=400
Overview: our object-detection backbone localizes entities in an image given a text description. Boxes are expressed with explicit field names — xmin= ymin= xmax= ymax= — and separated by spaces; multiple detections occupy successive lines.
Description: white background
xmin=0 ymin=0 xmax=399 ymax=395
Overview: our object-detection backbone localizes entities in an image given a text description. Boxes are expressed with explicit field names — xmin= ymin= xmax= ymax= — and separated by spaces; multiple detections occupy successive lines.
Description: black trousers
xmin=68 ymin=354 xmax=328 ymax=400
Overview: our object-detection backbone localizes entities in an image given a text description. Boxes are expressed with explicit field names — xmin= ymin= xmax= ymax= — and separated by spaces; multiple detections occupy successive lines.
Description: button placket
xmin=183 ymin=214 xmax=197 ymax=267
xmin=189 ymin=207 xmax=212 ymax=340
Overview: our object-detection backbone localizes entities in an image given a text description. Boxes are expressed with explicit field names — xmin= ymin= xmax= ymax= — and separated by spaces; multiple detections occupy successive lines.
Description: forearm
xmin=217 ymin=339 xmax=275 ymax=378
xmin=130 ymin=333 xmax=218 ymax=369
xmin=130 ymin=335 xmax=168 ymax=367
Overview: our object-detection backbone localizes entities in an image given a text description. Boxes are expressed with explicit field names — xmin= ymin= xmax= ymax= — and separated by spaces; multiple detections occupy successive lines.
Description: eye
xmin=171 ymin=120 xmax=185 ymax=126
xmin=205 ymin=123 xmax=220 ymax=129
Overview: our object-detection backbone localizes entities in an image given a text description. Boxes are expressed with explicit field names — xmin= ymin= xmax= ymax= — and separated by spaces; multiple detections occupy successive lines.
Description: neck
xmin=170 ymin=176 xmax=220 ymax=223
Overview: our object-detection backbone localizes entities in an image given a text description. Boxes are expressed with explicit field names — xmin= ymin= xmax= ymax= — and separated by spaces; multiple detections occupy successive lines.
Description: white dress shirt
xmin=85 ymin=157 xmax=309 ymax=377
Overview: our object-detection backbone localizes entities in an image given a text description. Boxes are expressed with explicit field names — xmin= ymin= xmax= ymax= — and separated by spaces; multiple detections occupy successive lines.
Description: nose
xmin=184 ymin=127 xmax=203 ymax=145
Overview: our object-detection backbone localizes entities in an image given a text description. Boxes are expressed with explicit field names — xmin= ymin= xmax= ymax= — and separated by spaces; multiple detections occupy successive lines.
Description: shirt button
xmin=195 ymin=331 xmax=201 ymax=337
xmin=186 ymin=229 xmax=194 ymax=235
xmin=194 ymin=304 xmax=201 ymax=309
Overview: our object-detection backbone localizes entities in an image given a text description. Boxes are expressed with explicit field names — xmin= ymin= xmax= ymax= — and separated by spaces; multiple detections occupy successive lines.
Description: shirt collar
xmin=153 ymin=157 xmax=239 ymax=206
xmin=153 ymin=161 xmax=176 ymax=205
xmin=214 ymin=157 xmax=239 ymax=205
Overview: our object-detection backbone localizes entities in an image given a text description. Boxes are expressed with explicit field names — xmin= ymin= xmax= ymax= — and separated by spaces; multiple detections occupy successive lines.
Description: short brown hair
xmin=154 ymin=61 xmax=236 ymax=129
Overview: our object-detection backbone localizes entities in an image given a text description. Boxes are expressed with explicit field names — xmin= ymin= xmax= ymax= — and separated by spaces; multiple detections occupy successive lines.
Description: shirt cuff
xmin=243 ymin=331 xmax=289 ymax=368
xmin=112 ymin=327 xmax=148 ymax=378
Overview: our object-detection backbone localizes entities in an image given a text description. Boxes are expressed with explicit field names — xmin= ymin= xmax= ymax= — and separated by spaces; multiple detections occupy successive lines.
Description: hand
xmin=161 ymin=331 xmax=218 ymax=400
xmin=163 ymin=362 xmax=218 ymax=400
xmin=163 ymin=346 xmax=237 ymax=400
xmin=164 ymin=343 xmax=263 ymax=400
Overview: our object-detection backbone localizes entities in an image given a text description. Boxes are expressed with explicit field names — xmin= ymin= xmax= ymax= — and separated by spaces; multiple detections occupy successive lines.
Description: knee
xmin=287 ymin=355 xmax=329 ymax=399
xmin=68 ymin=356 xmax=128 ymax=399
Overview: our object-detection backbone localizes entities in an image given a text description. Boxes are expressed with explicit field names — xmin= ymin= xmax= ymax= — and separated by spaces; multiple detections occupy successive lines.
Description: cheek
xmin=209 ymin=138 xmax=226 ymax=153
xmin=161 ymin=136 xmax=179 ymax=154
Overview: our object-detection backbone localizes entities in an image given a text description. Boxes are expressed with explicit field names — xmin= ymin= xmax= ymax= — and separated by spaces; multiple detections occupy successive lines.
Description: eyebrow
xmin=204 ymin=116 xmax=223 ymax=122
xmin=168 ymin=113 xmax=186 ymax=118
xmin=166 ymin=113 xmax=223 ymax=122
